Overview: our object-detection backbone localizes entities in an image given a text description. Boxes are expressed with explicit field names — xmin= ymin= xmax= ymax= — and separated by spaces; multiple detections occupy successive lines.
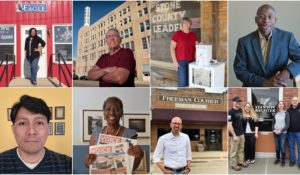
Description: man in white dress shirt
xmin=153 ymin=116 xmax=192 ymax=174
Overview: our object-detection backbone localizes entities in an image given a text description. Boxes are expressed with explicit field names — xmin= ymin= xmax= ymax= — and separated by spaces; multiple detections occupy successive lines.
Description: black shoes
xmin=31 ymin=80 xmax=37 ymax=86
xmin=274 ymin=159 xmax=281 ymax=165
xmin=281 ymin=161 xmax=285 ymax=167
xmin=289 ymin=161 xmax=295 ymax=167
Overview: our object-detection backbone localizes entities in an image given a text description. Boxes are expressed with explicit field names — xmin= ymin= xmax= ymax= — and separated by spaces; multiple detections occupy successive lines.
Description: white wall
xmin=73 ymin=87 xmax=150 ymax=145
xmin=228 ymin=1 xmax=300 ymax=87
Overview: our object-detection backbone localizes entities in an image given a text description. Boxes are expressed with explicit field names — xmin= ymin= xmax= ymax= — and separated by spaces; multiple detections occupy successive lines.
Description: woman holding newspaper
xmin=84 ymin=97 xmax=144 ymax=173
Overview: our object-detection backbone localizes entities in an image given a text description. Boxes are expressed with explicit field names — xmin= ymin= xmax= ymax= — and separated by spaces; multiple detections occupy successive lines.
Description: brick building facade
xmin=151 ymin=88 xmax=227 ymax=152
xmin=75 ymin=1 xmax=150 ymax=84
xmin=151 ymin=1 xmax=227 ymax=86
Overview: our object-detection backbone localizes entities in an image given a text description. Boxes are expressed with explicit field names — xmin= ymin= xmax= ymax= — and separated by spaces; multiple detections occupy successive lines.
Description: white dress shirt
xmin=153 ymin=132 xmax=192 ymax=169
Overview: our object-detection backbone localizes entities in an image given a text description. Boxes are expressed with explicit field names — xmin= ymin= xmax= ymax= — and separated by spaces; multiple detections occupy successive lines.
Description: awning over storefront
xmin=152 ymin=108 xmax=227 ymax=124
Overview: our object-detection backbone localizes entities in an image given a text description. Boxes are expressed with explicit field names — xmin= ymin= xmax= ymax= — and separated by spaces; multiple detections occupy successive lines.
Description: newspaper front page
xmin=89 ymin=142 xmax=130 ymax=174
xmin=96 ymin=133 xmax=138 ymax=173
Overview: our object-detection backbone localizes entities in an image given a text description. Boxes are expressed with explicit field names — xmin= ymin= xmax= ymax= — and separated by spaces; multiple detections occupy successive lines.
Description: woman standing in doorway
xmin=273 ymin=101 xmax=290 ymax=167
xmin=24 ymin=27 xmax=46 ymax=86
xmin=242 ymin=102 xmax=258 ymax=165
xmin=170 ymin=17 xmax=197 ymax=87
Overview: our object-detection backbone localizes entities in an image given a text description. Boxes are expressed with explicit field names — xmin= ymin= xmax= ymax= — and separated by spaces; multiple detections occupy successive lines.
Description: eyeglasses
xmin=106 ymin=34 xmax=120 ymax=39
xmin=104 ymin=108 xmax=122 ymax=113
xmin=256 ymin=15 xmax=275 ymax=20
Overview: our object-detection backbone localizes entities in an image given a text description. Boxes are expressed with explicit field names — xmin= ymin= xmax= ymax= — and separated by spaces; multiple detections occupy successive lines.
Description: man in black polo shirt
xmin=0 ymin=95 xmax=71 ymax=174
xmin=287 ymin=96 xmax=300 ymax=169
xmin=228 ymin=96 xmax=247 ymax=171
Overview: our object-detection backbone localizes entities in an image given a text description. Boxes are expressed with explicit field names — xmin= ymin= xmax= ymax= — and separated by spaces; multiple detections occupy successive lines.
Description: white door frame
xmin=21 ymin=25 xmax=47 ymax=78
xmin=247 ymin=88 xmax=283 ymax=157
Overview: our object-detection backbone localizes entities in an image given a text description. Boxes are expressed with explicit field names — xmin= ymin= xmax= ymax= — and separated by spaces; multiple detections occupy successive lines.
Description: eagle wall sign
xmin=16 ymin=2 xmax=47 ymax=13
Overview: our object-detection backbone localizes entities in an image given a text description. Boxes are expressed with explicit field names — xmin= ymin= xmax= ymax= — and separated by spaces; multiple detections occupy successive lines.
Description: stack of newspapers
xmin=196 ymin=44 xmax=212 ymax=67
xmin=89 ymin=133 xmax=137 ymax=174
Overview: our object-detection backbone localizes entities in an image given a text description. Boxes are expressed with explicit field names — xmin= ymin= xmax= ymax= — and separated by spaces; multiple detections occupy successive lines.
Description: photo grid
xmin=0 ymin=0 xmax=299 ymax=174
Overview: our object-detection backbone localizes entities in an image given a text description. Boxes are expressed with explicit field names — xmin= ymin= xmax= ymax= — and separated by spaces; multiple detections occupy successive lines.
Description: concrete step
xmin=48 ymin=77 xmax=67 ymax=87
xmin=150 ymin=151 xmax=228 ymax=174
xmin=9 ymin=78 xmax=60 ymax=87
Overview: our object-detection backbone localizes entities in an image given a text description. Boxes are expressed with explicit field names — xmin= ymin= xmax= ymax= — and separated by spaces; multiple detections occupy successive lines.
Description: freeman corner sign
xmin=16 ymin=3 xmax=47 ymax=13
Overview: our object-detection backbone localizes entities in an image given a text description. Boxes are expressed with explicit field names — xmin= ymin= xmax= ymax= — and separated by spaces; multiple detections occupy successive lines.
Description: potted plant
xmin=197 ymin=139 xmax=206 ymax=152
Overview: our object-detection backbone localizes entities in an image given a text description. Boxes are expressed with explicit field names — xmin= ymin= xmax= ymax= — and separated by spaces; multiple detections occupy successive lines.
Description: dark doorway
xmin=205 ymin=129 xmax=222 ymax=151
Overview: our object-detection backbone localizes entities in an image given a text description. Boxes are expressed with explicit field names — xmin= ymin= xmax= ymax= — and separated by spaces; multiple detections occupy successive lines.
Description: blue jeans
xmin=274 ymin=133 xmax=287 ymax=161
xmin=177 ymin=60 xmax=190 ymax=87
xmin=288 ymin=131 xmax=300 ymax=164
xmin=29 ymin=57 xmax=39 ymax=81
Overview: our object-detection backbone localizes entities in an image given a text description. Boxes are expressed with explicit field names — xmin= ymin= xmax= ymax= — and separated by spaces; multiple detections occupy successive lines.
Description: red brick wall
xmin=228 ymin=88 xmax=247 ymax=109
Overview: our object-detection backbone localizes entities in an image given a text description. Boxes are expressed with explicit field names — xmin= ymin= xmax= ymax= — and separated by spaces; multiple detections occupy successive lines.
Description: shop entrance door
xmin=20 ymin=25 xmax=47 ymax=78
xmin=205 ymin=129 xmax=222 ymax=151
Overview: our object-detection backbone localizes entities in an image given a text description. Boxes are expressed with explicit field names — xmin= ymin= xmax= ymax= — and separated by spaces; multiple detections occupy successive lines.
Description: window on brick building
xmin=140 ymin=22 xmax=145 ymax=32
xmin=143 ymin=7 xmax=148 ymax=15
xmin=157 ymin=128 xmax=200 ymax=141
xmin=138 ymin=10 xmax=142 ymax=17
xmin=142 ymin=37 xmax=148 ymax=49
xmin=147 ymin=36 xmax=150 ymax=46
xmin=125 ymin=42 xmax=130 ymax=49
xmin=145 ymin=20 xmax=150 ymax=30
xmin=130 ymin=41 xmax=135 ymax=51
xmin=124 ymin=29 xmax=129 ymax=38
xmin=251 ymin=88 xmax=280 ymax=132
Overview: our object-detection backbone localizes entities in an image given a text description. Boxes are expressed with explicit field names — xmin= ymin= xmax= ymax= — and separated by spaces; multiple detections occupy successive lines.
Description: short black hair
xmin=103 ymin=97 xmax=123 ymax=112
xmin=10 ymin=95 xmax=51 ymax=123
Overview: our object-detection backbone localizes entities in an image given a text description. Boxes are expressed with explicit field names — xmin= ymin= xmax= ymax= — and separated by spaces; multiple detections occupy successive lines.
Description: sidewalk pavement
xmin=9 ymin=78 xmax=58 ymax=87
xmin=73 ymin=80 xmax=149 ymax=87
xmin=229 ymin=158 xmax=300 ymax=174
xmin=151 ymin=151 xmax=228 ymax=174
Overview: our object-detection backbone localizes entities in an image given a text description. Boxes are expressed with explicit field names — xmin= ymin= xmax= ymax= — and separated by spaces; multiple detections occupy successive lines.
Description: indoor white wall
xmin=228 ymin=1 xmax=300 ymax=87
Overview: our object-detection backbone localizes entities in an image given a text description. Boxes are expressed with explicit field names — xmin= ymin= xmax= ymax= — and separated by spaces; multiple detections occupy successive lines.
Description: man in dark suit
xmin=234 ymin=4 xmax=300 ymax=87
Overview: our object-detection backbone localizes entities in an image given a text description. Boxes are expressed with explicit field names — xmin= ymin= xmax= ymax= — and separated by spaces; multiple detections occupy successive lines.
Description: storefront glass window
xmin=55 ymin=44 xmax=71 ymax=62
xmin=53 ymin=25 xmax=72 ymax=62
xmin=157 ymin=128 xmax=200 ymax=141
xmin=251 ymin=88 xmax=279 ymax=131
xmin=0 ymin=25 xmax=15 ymax=61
